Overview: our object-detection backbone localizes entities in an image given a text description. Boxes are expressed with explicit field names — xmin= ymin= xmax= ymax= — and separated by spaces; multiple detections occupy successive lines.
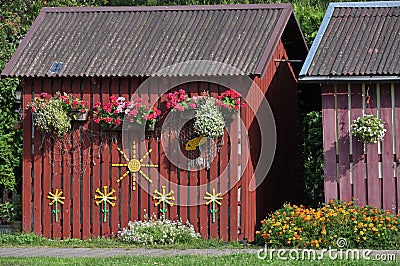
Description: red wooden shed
xmin=300 ymin=1 xmax=400 ymax=214
xmin=2 ymin=4 xmax=307 ymax=241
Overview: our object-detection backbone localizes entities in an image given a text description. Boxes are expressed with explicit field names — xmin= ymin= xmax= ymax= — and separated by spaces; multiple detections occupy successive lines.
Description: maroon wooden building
xmin=300 ymin=2 xmax=400 ymax=213
xmin=2 ymin=4 xmax=307 ymax=240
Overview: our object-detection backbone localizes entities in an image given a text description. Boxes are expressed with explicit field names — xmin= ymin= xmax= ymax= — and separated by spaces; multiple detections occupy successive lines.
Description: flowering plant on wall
xmin=93 ymin=96 xmax=129 ymax=128
xmin=351 ymin=114 xmax=386 ymax=144
xmin=165 ymin=89 xmax=245 ymax=138
xmin=56 ymin=92 xmax=88 ymax=120
xmin=194 ymin=97 xmax=225 ymax=139
xmin=166 ymin=89 xmax=197 ymax=112
xmin=93 ymin=96 xmax=161 ymax=129
xmin=125 ymin=98 xmax=161 ymax=128
xmin=216 ymin=89 xmax=245 ymax=112
xmin=26 ymin=92 xmax=71 ymax=137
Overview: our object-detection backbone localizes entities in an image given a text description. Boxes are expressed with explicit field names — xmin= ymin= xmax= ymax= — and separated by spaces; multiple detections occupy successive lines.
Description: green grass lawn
xmin=0 ymin=233 xmax=398 ymax=265
xmin=0 ymin=254 xmax=398 ymax=266
xmin=0 ymin=233 xmax=242 ymax=249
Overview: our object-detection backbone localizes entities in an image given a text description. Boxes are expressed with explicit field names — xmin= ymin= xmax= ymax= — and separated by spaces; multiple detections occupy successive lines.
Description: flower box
xmin=103 ymin=121 xmax=156 ymax=132
xmin=69 ymin=111 xmax=89 ymax=121
xmin=93 ymin=97 xmax=161 ymax=131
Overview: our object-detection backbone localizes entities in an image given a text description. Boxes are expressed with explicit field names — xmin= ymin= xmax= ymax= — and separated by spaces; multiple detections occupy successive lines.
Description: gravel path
xmin=1 ymin=247 xmax=400 ymax=259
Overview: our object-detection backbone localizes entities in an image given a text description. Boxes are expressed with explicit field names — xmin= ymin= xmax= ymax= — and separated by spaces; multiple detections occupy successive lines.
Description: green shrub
xmin=256 ymin=200 xmax=400 ymax=249
xmin=0 ymin=202 xmax=15 ymax=224
xmin=0 ymin=233 xmax=45 ymax=245
xmin=302 ymin=111 xmax=324 ymax=207
xmin=117 ymin=215 xmax=200 ymax=245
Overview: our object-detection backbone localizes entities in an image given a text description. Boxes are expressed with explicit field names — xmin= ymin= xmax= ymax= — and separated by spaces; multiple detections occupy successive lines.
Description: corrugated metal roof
xmin=2 ymin=4 xmax=301 ymax=78
xmin=300 ymin=1 xmax=400 ymax=82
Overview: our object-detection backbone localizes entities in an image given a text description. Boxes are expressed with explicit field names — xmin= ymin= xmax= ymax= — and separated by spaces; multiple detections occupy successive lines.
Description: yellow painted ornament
xmin=112 ymin=141 xmax=158 ymax=190
xmin=153 ymin=186 xmax=174 ymax=221
xmin=204 ymin=188 xmax=223 ymax=223
xmin=185 ymin=135 xmax=207 ymax=151
xmin=47 ymin=189 xmax=65 ymax=223
xmin=95 ymin=186 xmax=116 ymax=223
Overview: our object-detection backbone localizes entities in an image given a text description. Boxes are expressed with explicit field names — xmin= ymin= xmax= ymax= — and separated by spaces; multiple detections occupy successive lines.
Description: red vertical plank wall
xmin=23 ymin=77 xmax=249 ymax=239
xmin=32 ymin=79 xmax=43 ymax=236
xmin=337 ymin=84 xmax=352 ymax=201
xmin=380 ymin=84 xmax=396 ymax=212
xmin=91 ymin=78 xmax=100 ymax=238
xmin=21 ymin=78 xmax=33 ymax=233
xmin=351 ymin=84 xmax=367 ymax=206
xmin=322 ymin=85 xmax=338 ymax=201
xmin=51 ymin=78 xmax=62 ymax=239
xmin=323 ymin=82 xmax=400 ymax=214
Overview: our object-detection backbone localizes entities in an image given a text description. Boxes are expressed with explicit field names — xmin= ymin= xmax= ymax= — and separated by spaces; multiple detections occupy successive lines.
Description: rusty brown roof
xmin=2 ymin=4 xmax=306 ymax=78
xmin=300 ymin=1 xmax=400 ymax=83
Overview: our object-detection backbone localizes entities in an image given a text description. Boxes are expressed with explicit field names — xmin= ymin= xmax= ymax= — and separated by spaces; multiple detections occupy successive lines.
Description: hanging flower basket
xmin=351 ymin=114 xmax=386 ymax=144
xmin=27 ymin=92 xmax=71 ymax=137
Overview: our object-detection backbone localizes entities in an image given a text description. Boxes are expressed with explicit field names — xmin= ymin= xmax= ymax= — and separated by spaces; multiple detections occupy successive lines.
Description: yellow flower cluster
xmin=256 ymin=200 xmax=400 ymax=249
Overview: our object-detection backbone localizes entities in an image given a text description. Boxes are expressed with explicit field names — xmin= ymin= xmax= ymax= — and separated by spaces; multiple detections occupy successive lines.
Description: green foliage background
xmin=0 ymin=0 xmax=363 ymax=196
xmin=302 ymin=111 xmax=324 ymax=207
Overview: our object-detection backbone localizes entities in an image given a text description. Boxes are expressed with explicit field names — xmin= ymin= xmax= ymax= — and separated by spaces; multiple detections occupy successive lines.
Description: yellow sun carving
xmin=112 ymin=141 xmax=158 ymax=190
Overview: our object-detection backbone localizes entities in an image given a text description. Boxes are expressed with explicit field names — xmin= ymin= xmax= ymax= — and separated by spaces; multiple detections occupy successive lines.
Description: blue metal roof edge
xmin=299 ymin=3 xmax=335 ymax=77
xmin=329 ymin=1 xmax=400 ymax=8
xmin=299 ymin=1 xmax=400 ymax=79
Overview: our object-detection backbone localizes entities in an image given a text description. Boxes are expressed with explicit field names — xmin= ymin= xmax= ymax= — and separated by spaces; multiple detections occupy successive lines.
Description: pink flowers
xmin=217 ymin=89 xmax=245 ymax=111
xmin=55 ymin=92 xmax=88 ymax=114
xmin=93 ymin=96 xmax=161 ymax=128
xmin=166 ymin=89 xmax=244 ymax=114
xmin=166 ymin=89 xmax=197 ymax=112
xmin=27 ymin=91 xmax=88 ymax=117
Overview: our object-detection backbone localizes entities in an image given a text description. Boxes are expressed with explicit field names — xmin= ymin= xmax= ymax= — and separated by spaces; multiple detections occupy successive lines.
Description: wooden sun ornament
xmin=204 ymin=188 xmax=223 ymax=223
xmin=112 ymin=141 xmax=158 ymax=191
xmin=153 ymin=186 xmax=174 ymax=221
xmin=47 ymin=189 xmax=65 ymax=223
xmin=94 ymin=186 xmax=116 ymax=223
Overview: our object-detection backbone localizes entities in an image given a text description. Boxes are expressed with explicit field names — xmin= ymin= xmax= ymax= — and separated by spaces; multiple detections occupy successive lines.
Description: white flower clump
xmin=33 ymin=97 xmax=71 ymax=136
xmin=351 ymin=114 xmax=386 ymax=144
xmin=116 ymin=215 xmax=200 ymax=245
xmin=194 ymin=98 xmax=225 ymax=139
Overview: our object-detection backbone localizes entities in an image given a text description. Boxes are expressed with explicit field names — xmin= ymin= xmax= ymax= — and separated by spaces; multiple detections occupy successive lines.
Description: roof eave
xmin=300 ymin=1 xmax=400 ymax=77
xmin=299 ymin=75 xmax=400 ymax=84
xmin=1 ymin=10 xmax=47 ymax=78
xmin=253 ymin=4 xmax=294 ymax=76
xmin=41 ymin=3 xmax=293 ymax=13
xmin=299 ymin=3 xmax=335 ymax=77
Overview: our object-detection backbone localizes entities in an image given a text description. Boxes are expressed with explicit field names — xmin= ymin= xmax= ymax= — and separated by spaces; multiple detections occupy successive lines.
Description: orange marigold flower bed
xmin=256 ymin=200 xmax=400 ymax=249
